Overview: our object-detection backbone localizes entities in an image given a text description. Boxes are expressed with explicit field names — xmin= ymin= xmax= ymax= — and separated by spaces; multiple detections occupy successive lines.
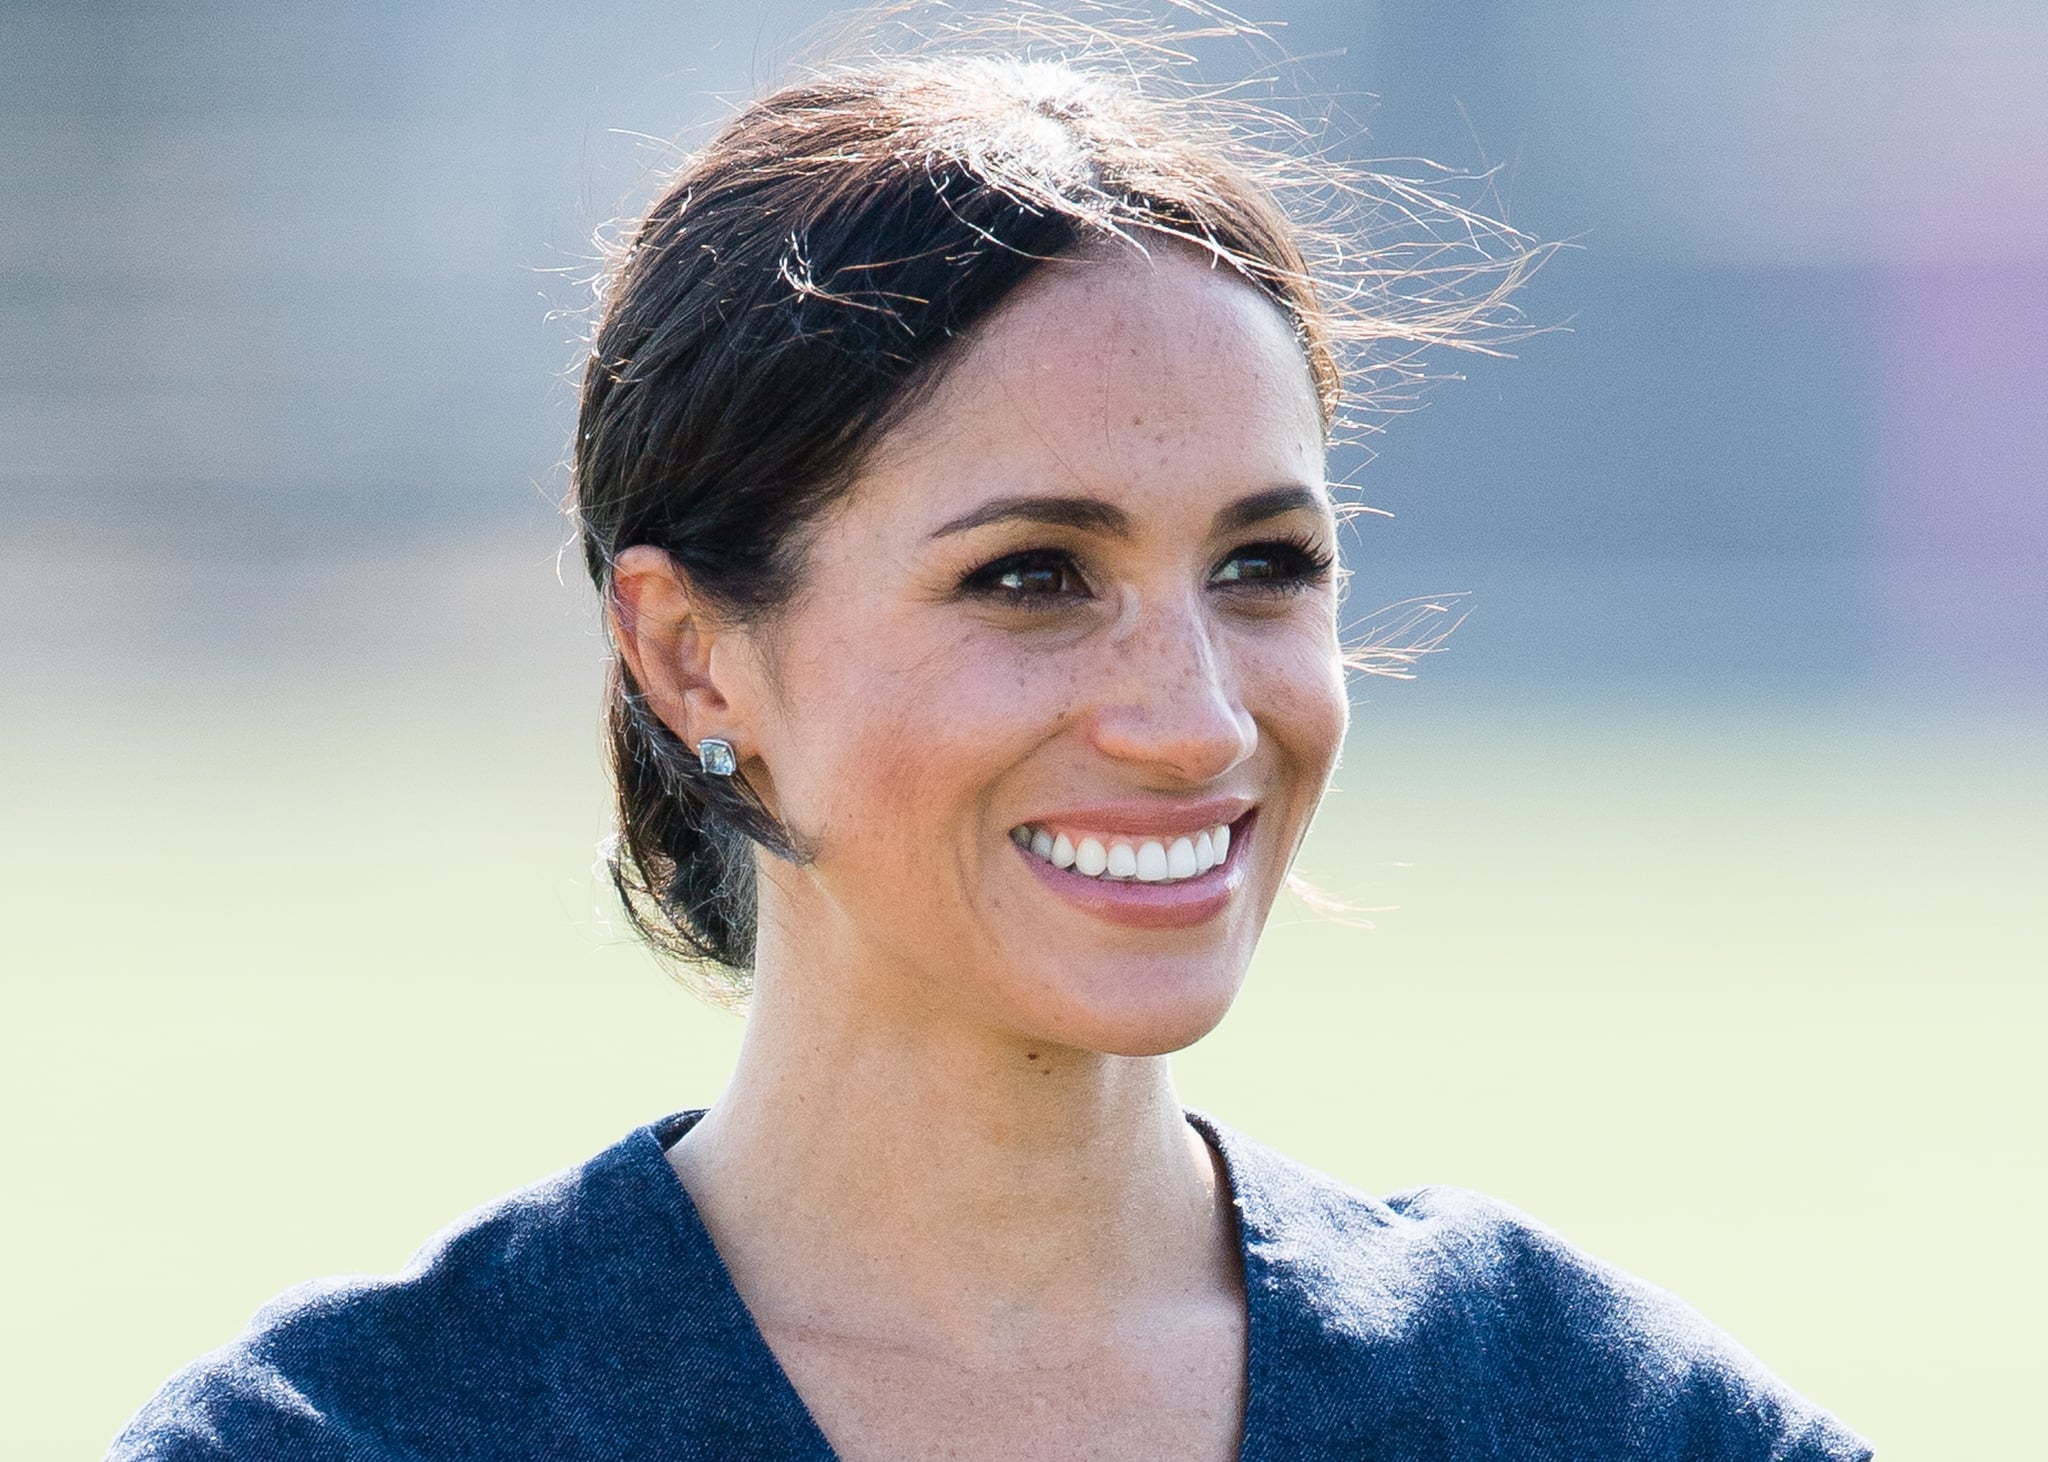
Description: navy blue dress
xmin=110 ymin=1111 xmax=1872 ymax=1460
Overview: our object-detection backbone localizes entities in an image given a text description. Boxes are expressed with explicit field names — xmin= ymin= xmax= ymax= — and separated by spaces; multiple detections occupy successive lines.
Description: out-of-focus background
xmin=3 ymin=1 xmax=2041 ymax=1455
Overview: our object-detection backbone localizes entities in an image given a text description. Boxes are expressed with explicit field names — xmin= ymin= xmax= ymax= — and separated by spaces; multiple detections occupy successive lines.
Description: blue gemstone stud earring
xmin=697 ymin=738 xmax=738 ymax=777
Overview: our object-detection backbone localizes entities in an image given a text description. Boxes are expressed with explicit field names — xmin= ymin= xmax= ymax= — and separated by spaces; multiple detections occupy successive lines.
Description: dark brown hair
xmin=571 ymin=15 xmax=1538 ymax=989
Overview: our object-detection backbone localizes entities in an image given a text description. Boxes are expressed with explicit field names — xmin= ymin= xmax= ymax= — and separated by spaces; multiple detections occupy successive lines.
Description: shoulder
xmin=108 ymin=1113 xmax=763 ymax=1462
xmin=1196 ymin=1115 xmax=1872 ymax=1462
xmin=1373 ymin=1184 xmax=1868 ymax=1460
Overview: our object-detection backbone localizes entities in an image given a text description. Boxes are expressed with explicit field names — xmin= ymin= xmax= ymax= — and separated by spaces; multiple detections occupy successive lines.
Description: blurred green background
xmin=4 ymin=2 xmax=2043 ymax=1457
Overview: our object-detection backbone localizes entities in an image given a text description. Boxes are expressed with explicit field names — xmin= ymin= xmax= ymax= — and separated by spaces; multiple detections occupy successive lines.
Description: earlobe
xmin=608 ymin=545 xmax=737 ymax=749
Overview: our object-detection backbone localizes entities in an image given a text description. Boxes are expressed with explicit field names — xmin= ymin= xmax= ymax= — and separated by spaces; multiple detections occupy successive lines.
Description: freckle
xmin=1026 ymin=1052 xmax=1039 ymax=1061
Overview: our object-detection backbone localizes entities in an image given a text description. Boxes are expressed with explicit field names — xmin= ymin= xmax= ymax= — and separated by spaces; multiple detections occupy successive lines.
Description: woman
xmin=113 ymin=25 xmax=1871 ymax=1462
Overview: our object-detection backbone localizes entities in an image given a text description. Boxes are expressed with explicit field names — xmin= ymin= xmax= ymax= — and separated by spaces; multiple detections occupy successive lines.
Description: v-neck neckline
xmin=633 ymin=1107 xmax=1276 ymax=1462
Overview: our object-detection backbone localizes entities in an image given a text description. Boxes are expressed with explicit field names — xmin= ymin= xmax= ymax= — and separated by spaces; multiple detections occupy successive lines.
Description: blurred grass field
xmin=3 ymin=626 xmax=2041 ymax=1458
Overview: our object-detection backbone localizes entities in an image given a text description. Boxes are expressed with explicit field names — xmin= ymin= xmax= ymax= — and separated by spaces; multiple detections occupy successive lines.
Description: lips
xmin=1007 ymin=806 xmax=1255 ymax=930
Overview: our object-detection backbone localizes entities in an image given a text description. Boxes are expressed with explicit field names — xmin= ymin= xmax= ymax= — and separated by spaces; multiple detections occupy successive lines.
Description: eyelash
xmin=958 ymin=535 xmax=1335 ymax=610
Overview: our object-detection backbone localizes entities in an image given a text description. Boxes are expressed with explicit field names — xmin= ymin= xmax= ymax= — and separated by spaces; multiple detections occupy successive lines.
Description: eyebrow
xmin=1215 ymin=484 xmax=1327 ymax=534
xmin=929 ymin=483 xmax=1326 ymax=541
xmin=930 ymin=494 xmax=1131 ymax=540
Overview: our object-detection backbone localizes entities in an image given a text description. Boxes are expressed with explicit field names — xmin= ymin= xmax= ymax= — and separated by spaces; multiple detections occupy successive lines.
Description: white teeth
xmin=1135 ymin=840 xmax=1168 ymax=881
xmin=1012 ymin=819 xmax=1241 ymax=884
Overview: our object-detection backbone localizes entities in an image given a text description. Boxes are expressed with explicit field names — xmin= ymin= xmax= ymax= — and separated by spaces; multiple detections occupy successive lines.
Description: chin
xmin=1024 ymin=949 xmax=1250 ymax=1059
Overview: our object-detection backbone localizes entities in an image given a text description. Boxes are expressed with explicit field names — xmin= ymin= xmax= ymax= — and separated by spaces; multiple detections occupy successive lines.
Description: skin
xmin=612 ymin=242 xmax=1348 ymax=1461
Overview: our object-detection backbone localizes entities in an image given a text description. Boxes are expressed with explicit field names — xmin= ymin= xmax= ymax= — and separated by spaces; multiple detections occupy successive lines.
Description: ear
xmin=608 ymin=545 xmax=753 ymax=759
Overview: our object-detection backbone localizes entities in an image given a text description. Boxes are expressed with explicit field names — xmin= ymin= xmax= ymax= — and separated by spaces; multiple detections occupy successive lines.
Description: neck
xmin=669 ymin=929 xmax=1234 ymax=1354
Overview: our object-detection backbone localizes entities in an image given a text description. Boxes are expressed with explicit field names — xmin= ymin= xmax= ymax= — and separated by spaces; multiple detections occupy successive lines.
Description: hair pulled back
xmin=572 ymin=12 xmax=1539 ymax=990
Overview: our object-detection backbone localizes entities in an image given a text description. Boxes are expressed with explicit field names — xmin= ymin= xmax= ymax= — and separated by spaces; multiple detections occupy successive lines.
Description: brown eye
xmin=962 ymin=549 xmax=1091 ymax=605
xmin=1210 ymin=537 xmax=1334 ymax=592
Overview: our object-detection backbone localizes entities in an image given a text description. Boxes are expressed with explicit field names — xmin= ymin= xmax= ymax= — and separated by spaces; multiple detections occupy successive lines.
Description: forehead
xmin=851 ymin=243 xmax=1329 ymax=530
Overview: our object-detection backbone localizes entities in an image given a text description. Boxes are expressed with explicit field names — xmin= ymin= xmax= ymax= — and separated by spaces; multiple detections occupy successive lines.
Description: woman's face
xmin=739 ymin=245 xmax=1347 ymax=1058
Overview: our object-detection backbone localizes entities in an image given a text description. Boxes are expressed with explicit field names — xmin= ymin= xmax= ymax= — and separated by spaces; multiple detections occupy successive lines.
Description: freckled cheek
xmin=1241 ymin=629 xmax=1348 ymax=783
xmin=773 ymin=631 xmax=1077 ymax=855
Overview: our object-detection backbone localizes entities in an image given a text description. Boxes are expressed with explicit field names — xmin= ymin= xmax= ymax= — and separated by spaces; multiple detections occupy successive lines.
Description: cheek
xmin=768 ymin=616 xmax=1078 ymax=851
xmin=1240 ymin=620 xmax=1349 ymax=778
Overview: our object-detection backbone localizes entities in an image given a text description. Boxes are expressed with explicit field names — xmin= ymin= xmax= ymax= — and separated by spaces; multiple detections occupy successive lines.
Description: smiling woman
xmin=609 ymin=244 xmax=1346 ymax=1066
xmin=109 ymin=11 xmax=1870 ymax=1462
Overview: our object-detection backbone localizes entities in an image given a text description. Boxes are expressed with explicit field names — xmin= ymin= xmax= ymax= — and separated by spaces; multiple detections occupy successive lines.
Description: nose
xmin=1085 ymin=589 xmax=1256 ymax=784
